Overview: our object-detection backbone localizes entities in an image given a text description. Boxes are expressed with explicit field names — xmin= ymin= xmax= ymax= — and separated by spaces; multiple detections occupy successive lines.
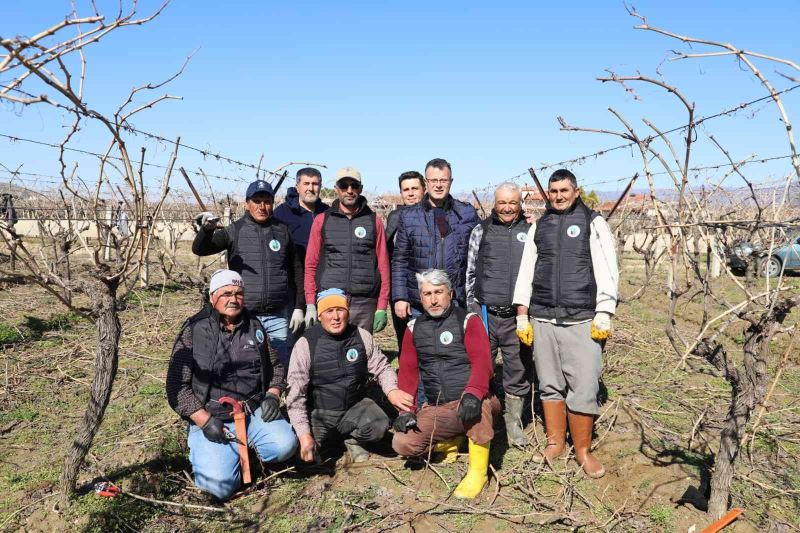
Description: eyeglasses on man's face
xmin=426 ymin=178 xmax=451 ymax=186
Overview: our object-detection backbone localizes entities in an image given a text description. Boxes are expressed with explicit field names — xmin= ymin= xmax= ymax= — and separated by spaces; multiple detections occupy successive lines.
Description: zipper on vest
xmin=507 ymin=221 xmax=515 ymax=304
xmin=260 ymin=225 xmax=267 ymax=309
xmin=555 ymin=215 xmax=564 ymax=309
xmin=347 ymin=216 xmax=353 ymax=295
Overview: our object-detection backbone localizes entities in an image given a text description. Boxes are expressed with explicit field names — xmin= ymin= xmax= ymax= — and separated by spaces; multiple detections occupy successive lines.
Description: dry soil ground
xmin=0 ymin=251 xmax=798 ymax=532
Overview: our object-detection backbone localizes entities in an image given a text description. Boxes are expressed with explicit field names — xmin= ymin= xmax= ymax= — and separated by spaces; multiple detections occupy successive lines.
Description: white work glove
xmin=515 ymin=315 xmax=533 ymax=347
xmin=194 ymin=211 xmax=220 ymax=232
xmin=591 ymin=312 xmax=612 ymax=341
xmin=289 ymin=308 xmax=304 ymax=333
xmin=304 ymin=304 xmax=318 ymax=328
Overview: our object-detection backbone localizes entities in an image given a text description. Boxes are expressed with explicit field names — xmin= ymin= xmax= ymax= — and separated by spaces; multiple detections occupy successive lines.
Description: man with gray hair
xmin=465 ymin=182 xmax=532 ymax=446
xmin=392 ymin=269 xmax=501 ymax=500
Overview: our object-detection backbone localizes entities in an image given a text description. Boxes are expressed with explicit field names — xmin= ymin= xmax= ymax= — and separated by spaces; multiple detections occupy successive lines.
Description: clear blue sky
xmin=1 ymin=0 xmax=799 ymax=200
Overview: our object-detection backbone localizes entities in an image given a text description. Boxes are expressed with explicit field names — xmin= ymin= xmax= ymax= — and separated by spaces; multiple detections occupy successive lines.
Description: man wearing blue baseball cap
xmin=193 ymin=179 xmax=305 ymax=366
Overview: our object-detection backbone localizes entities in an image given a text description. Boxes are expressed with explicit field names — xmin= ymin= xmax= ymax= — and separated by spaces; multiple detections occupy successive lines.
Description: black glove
xmin=457 ymin=393 xmax=482 ymax=425
xmin=392 ymin=411 xmax=417 ymax=433
xmin=201 ymin=415 xmax=228 ymax=444
xmin=260 ymin=392 xmax=282 ymax=422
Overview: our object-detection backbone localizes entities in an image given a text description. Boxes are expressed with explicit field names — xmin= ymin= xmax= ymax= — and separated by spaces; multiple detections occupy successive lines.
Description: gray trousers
xmin=310 ymin=397 xmax=389 ymax=445
xmin=349 ymin=296 xmax=378 ymax=333
xmin=532 ymin=320 xmax=602 ymax=415
xmin=487 ymin=312 xmax=532 ymax=397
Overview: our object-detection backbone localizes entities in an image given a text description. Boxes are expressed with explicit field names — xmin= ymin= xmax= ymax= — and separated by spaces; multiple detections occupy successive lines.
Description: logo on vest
xmin=255 ymin=330 xmax=265 ymax=344
xmin=516 ymin=232 xmax=527 ymax=242
xmin=345 ymin=348 xmax=359 ymax=362
xmin=566 ymin=225 xmax=581 ymax=238
xmin=354 ymin=226 xmax=367 ymax=239
xmin=269 ymin=239 xmax=281 ymax=252
xmin=439 ymin=331 xmax=454 ymax=345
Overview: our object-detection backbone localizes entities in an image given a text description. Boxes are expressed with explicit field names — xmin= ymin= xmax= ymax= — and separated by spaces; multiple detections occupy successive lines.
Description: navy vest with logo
xmin=305 ymin=323 xmax=368 ymax=411
xmin=475 ymin=213 xmax=531 ymax=307
xmin=227 ymin=214 xmax=292 ymax=314
xmin=411 ymin=305 xmax=472 ymax=405
xmin=316 ymin=199 xmax=379 ymax=297
xmin=531 ymin=198 xmax=598 ymax=320
xmin=187 ymin=306 xmax=272 ymax=420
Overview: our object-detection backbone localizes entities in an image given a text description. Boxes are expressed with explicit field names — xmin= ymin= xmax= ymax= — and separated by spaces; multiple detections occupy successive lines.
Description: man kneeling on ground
xmin=392 ymin=269 xmax=501 ymax=499
xmin=286 ymin=288 xmax=414 ymax=463
xmin=166 ymin=269 xmax=298 ymax=500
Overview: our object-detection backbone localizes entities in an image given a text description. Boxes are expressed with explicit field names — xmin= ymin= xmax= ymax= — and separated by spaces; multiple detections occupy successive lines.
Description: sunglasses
xmin=336 ymin=180 xmax=362 ymax=191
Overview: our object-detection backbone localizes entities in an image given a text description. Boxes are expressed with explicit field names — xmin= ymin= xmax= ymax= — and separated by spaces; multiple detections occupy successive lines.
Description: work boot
xmin=432 ymin=436 xmax=464 ymax=464
xmin=453 ymin=439 xmax=490 ymax=499
xmin=504 ymin=394 xmax=528 ymax=447
xmin=532 ymin=400 xmax=567 ymax=464
xmin=567 ymin=411 xmax=605 ymax=478
xmin=344 ymin=439 xmax=369 ymax=464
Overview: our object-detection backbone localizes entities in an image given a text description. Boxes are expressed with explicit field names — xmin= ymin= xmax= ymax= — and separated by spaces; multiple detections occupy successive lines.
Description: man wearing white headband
xmin=166 ymin=269 xmax=298 ymax=500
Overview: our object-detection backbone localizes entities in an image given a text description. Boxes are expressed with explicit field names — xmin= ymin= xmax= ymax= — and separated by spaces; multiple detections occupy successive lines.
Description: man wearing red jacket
xmin=392 ymin=269 xmax=501 ymax=500
xmin=304 ymin=167 xmax=391 ymax=333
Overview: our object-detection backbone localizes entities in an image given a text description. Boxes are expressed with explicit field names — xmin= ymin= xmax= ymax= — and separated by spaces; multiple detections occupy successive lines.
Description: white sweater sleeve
xmin=590 ymin=216 xmax=619 ymax=315
xmin=512 ymin=223 xmax=538 ymax=307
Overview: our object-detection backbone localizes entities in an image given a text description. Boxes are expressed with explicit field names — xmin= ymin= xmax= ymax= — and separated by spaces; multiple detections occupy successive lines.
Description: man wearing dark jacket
xmin=392 ymin=158 xmax=479 ymax=320
xmin=304 ymin=167 xmax=391 ymax=333
xmin=193 ymin=180 xmax=304 ymax=365
xmin=273 ymin=167 xmax=329 ymax=262
xmin=166 ymin=270 xmax=297 ymax=500
xmin=465 ymin=182 xmax=532 ymax=446
xmin=385 ymin=170 xmax=425 ymax=347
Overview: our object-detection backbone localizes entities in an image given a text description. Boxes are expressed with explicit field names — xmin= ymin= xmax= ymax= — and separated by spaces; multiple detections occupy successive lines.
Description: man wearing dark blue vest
xmin=286 ymin=289 xmax=413 ymax=463
xmin=193 ymin=180 xmax=305 ymax=366
xmin=392 ymin=158 xmax=479 ymax=321
xmin=465 ymin=182 xmax=532 ymax=447
xmin=304 ymin=167 xmax=391 ymax=333
xmin=513 ymin=169 xmax=618 ymax=479
xmin=166 ymin=270 xmax=297 ymax=500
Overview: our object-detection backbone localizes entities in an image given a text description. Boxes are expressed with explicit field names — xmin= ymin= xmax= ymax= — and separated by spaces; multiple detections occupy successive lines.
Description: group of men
xmin=166 ymin=159 xmax=619 ymax=501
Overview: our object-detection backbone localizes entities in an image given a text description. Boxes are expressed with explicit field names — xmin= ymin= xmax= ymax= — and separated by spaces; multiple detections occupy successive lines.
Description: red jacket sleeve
xmin=463 ymin=314 xmax=493 ymax=400
xmin=304 ymin=214 xmax=325 ymax=305
xmin=397 ymin=326 xmax=420 ymax=413
xmin=374 ymin=217 xmax=391 ymax=310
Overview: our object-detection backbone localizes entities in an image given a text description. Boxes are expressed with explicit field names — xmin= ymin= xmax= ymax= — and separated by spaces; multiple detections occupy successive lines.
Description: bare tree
xmin=0 ymin=1 xmax=187 ymax=499
xmin=559 ymin=7 xmax=800 ymax=519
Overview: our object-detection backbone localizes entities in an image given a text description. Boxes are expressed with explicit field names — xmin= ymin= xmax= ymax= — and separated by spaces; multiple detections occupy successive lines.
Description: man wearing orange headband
xmin=286 ymin=289 xmax=414 ymax=463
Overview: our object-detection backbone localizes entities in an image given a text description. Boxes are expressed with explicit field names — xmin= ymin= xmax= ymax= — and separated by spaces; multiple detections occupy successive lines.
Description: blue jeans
xmin=258 ymin=306 xmax=290 ymax=366
xmin=188 ymin=408 xmax=297 ymax=500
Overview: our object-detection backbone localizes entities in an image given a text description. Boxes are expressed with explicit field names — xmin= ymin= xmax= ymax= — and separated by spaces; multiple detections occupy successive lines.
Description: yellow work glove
xmin=515 ymin=315 xmax=533 ymax=346
xmin=590 ymin=312 xmax=612 ymax=341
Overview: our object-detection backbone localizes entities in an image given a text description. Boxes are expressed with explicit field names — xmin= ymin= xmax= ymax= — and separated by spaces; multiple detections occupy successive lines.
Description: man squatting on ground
xmin=286 ymin=288 xmax=414 ymax=463
xmin=304 ymin=167 xmax=391 ymax=334
xmin=513 ymin=169 xmax=619 ymax=478
xmin=166 ymin=269 xmax=298 ymax=500
xmin=393 ymin=269 xmax=502 ymax=499
xmin=385 ymin=170 xmax=425 ymax=348
xmin=465 ymin=182 xmax=533 ymax=446
xmin=193 ymin=179 xmax=305 ymax=366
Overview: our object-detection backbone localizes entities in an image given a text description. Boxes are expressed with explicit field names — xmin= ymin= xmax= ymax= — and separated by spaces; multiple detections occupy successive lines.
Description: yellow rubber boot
xmin=453 ymin=439 xmax=490 ymax=499
xmin=433 ymin=436 xmax=464 ymax=464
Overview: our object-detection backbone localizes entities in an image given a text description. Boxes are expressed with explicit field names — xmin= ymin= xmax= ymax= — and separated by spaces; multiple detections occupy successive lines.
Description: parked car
xmin=726 ymin=234 xmax=800 ymax=277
